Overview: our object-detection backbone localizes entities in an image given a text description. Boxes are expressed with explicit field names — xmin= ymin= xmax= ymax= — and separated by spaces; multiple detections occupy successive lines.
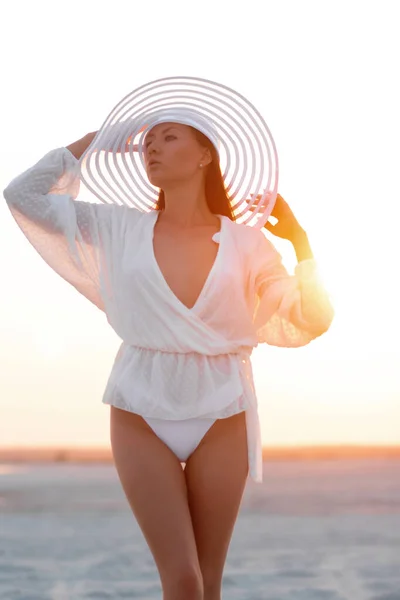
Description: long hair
xmin=154 ymin=127 xmax=235 ymax=221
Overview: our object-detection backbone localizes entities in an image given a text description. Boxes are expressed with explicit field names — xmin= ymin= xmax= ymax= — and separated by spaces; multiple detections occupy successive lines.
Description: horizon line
xmin=1 ymin=444 xmax=400 ymax=463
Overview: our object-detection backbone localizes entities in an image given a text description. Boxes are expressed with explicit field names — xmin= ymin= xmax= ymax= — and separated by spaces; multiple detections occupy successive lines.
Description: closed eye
xmin=145 ymin=134 xmax=177 ymax=149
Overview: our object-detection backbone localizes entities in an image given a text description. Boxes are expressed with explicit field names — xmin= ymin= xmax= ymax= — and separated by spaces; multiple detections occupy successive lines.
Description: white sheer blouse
xmin=3 ymin=147 xmax=334 ymax=482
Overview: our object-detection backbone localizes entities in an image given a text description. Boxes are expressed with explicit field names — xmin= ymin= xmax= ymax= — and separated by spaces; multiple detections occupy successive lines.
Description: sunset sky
xmin=0 ymin=0 xmax=399 ymax=449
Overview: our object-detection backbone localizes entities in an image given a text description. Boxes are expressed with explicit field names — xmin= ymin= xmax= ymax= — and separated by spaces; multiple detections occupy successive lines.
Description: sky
xmin=0 ymin=0 xmax=399 ymax=448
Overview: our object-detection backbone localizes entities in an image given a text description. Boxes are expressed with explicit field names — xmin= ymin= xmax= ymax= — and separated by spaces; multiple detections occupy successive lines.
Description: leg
xmin=110 ymin=406 xmax=203 ymax=600
xmin=184 ymin=411 xmax=249 ymax=600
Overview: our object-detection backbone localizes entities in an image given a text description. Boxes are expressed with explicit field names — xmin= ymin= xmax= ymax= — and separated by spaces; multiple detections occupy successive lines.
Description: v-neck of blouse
xmin=148 ymin=210 xmax=225 ymax=313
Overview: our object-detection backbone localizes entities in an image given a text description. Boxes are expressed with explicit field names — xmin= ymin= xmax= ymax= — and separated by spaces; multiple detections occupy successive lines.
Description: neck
xmin=160 ymin=179 xmax=217 ymax=227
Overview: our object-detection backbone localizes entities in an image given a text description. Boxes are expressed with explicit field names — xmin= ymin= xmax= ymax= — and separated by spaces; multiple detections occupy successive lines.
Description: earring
xmin=199 ymin=163 xmax=203 ymax=168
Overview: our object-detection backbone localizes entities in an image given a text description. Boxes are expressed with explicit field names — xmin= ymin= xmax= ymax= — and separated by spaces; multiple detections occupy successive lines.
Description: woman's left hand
xmin=264 ymin=193 xmax=305 ymax=242
xmin=246 ymin=192 xmax=313 ymax=261
xmin=246 ymin=192 xmax=305 ymax=241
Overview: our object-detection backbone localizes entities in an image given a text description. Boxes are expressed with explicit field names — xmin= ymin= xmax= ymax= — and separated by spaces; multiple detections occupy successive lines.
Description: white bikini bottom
xmin=143 ymin=416 xmax=217 ymax=462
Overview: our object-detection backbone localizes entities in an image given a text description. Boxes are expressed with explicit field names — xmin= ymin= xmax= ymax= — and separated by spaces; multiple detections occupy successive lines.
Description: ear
xmin=200 ymin=148 xmax=212 ymax=167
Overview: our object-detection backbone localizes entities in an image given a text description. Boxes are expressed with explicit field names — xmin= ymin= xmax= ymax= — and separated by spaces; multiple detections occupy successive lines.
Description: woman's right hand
xmin=66 ymin=125 xmax=144 ymax=159
xmin=99 ymin=123 xmax=146 ymax=153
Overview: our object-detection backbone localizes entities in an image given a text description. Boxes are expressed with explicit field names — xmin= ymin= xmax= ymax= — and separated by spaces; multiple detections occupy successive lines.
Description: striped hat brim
xmin=79 ymin=76 xmax=279 ymax=228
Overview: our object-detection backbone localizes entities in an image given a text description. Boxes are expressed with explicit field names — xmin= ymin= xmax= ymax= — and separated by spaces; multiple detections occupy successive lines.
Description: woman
xmin=3 ymin=77 xmax=333 ymax=600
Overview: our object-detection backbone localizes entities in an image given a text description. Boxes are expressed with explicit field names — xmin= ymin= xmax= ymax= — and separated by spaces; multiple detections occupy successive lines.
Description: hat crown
xmin=142 ymin=108 xmax=220 ymax=154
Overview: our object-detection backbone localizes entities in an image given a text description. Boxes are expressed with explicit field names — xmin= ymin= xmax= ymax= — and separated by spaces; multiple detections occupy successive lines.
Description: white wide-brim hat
xmin=79 ymin=76 xmax=279 ymax=228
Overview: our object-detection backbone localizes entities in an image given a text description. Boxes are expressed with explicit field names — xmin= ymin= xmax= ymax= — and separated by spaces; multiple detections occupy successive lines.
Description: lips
xmin=149 ymin=160 xmax=161 ymax=167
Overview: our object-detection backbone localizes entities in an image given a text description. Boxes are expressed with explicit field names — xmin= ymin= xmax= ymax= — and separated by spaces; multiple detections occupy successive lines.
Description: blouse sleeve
xmin=3 ymin=147 xmax=141 ymax=311
xmin=251 ymin=230 xmax=334 ymax=347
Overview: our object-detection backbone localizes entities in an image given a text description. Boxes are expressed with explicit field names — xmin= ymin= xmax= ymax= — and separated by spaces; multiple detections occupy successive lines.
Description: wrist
xmin=290 ymin=225 xmax=308 ymax=244
xmin=66 ymin=133 xmax=95 ymax=160
xmin=290 ymin=227 xmax=313 ymax=262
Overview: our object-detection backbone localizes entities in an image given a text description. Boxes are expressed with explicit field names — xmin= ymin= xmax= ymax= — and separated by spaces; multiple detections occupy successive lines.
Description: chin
xmin=146 ymin=171 xmax=163 ymax=187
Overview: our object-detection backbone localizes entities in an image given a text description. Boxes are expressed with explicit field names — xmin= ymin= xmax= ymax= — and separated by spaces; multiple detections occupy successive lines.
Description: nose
xmin=146 ymin=139 xmax=159 ymax=154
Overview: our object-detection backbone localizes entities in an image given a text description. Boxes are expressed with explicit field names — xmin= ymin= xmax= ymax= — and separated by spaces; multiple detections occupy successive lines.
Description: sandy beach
xmin=1 ymin=457 xmax=399 ymax=599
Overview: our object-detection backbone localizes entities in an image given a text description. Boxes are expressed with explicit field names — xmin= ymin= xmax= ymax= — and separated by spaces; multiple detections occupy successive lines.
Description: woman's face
xmin=143 ymin=122 xmax=208 ymax=187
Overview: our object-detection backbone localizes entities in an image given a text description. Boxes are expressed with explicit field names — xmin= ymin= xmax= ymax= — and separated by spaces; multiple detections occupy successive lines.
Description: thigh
xmin=184 ymin=411 xmax=249 ymax=588
xmin=109 ymin=406 xmax=201 ymax=586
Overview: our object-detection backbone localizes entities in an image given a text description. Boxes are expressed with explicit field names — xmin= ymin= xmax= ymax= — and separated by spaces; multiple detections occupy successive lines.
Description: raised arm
xmin=3 ymin=133 xmax=127 ymax=310
xmin=3 ymin=132 xmax=102 ymax=240
xmin=252 ymin=194 xmax=334 ymax=347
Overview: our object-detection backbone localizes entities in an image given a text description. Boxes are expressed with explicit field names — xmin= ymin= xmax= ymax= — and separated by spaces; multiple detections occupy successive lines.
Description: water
xmin=1 ymin=459 xmax=400 ymax=599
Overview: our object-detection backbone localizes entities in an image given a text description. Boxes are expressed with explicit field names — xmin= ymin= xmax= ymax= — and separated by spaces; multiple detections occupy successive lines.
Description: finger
xmin=114 ymin=141 xmax=140 ymax=154
xmin=264 ymin=221 xmax=275 ymax=233
xmin=248 ymin=192 xmax=276 ymax=203
xmin=124 ymin=143 xmax=140 ymax=152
